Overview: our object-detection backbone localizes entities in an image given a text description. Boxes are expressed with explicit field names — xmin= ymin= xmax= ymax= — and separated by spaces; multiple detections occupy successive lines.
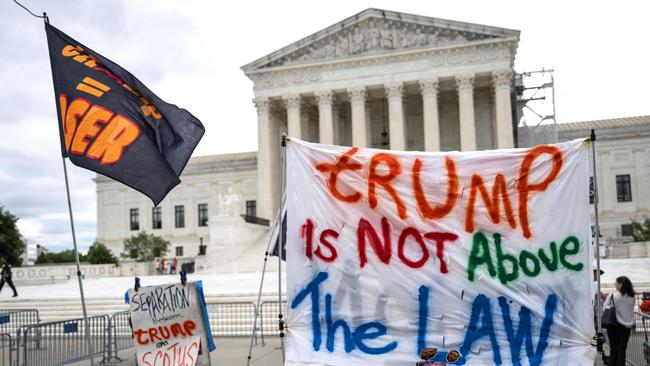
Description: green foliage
xmin=34 ymin=242 xmax=117 ymax=265
xmin=631 ymin=217 xmax=650 ymax=242
xmin=0 ymin=205 xmax=25 ymax=265
xmin=35 ymin=249 xmax=85 ymax=264
xmin=86 ymin=241 xmax=118 ymax=265
xmin=122 ymin=231 xmax=169 ymax=262
xmin=35 ymin=252 xmax=52 ymax=264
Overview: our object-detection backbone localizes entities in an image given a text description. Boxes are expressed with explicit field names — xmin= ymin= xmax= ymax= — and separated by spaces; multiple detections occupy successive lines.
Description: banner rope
xmin=11 ymin=0 xmax=47 ymax=19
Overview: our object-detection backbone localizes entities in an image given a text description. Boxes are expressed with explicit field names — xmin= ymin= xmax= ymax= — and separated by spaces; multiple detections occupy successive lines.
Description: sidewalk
xmin=75 ymin=337 xmax=284 ymax=366
xmin=53 ymin=336 xmax=621 ymax=366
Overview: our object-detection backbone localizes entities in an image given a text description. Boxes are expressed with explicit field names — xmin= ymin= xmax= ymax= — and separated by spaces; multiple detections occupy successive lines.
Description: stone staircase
xmin=0 ymin=293 xmax=281 ymax=324
xmin=1 ymin=297 xmax=127 ymax=322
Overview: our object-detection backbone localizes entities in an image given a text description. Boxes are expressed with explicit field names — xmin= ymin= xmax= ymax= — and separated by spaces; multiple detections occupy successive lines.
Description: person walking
xmin=170 ymin=257 xmax=177 ymax=274
xmin=604 ymin=276 xmax=636 ymax=366
xmin=0 ymin=257 xmax=18 ymax=297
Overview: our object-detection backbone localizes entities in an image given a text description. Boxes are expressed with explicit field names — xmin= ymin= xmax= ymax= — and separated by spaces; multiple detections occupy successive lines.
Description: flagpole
xmin=61 ymin=158 xmax=95 ymax=366
xmin=246 ymin=207 xmax=282 ymax=366
xmin=590 ymin=129 xmax=605 ymax=361
xmin=41 ymin=11 xmax=94 ymax=364
xmin=278 ymin=133 xmax=287 ymax=362
xmin=40 ymin=9 xmax=95 ymax=363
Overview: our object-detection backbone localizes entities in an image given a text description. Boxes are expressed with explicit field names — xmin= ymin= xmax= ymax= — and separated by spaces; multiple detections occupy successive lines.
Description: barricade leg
xmin=103 ymin=311 xmax=131 ymax=364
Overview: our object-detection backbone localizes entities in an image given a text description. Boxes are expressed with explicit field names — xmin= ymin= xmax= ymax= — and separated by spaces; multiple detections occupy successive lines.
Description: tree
xmin=86 ymin=241 xmax=118 ymax=264
xmin=35 ymin=249 xmax=86 ymax=264
xmin=122 ymin=231 xmax=169 ymax=262
xmin=632 ymin=217 xmax=650 ymax=242
xmin=0 ymin=205 xmax=25 ymax=265
xmin=35 ymin=252 xmax=52 ymax=264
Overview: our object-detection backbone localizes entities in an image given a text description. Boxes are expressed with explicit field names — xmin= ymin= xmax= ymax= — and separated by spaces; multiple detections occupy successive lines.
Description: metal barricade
xmin=206 ymin=302 xmax=257 ymax=338
xmin=1 ymin=333 xmax=12 ymax=366
xmin=259 ymin=300 xmax=287 ymax=345
xmin=17 ymin=314 xmax=108 ymax=366
xmin=0 ymin=309 xmax=40 ymax=339
xmin=2 ymin=300 xmax=293 ymax=365
xmin=636 ymin=293 xmax=645 ymax=309
xmin=626 ymin=311 xmax=650 ymax=366
xmin=103 ymin=310 xmax=132 ymax=364
xmin=0 ymin=309 xmax=40 ymax=365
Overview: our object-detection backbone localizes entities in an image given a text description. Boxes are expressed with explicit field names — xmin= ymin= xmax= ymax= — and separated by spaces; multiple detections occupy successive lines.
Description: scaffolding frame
xmin=515 ymin=68 xmax=558 ymax=147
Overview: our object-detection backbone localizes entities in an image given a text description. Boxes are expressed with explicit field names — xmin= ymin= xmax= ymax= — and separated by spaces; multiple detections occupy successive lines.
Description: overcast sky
xmin=1 ymin=0 xmax=648 ymax=253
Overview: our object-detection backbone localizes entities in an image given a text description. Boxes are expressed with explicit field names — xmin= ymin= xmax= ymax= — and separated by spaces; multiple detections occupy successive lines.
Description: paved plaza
xmin=68 ymin=337 xmax=284 ymax=366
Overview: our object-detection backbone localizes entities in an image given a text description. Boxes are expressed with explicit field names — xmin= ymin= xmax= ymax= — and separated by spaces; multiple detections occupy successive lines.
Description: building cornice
xmin=246 ymin=37 xmax=517 ymax=77
xmin=249 ymin=40 xmax=516 ymax=93
xmin=241 ymin=8 xmax=519 ymax=73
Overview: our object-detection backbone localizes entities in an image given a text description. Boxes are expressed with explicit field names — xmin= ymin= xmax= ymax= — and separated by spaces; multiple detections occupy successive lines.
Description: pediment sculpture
xmin=265 ymin=19 xmax=498 ymax=68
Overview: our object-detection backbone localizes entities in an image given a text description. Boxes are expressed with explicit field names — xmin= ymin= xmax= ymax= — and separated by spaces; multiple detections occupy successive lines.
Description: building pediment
xmin=242 ymin=8 xmax=519 ymax=73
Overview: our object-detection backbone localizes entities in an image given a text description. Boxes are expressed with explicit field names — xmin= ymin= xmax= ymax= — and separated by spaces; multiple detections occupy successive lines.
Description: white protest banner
xmin=285 ymin=139 xmax=595 ymax=365
xmin=128 ymin=281 xmax=215 ymax=366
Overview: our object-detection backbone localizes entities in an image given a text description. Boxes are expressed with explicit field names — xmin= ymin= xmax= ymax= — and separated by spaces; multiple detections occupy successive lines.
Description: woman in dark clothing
xmin=604 ymin=276 xmax=635 ymax=366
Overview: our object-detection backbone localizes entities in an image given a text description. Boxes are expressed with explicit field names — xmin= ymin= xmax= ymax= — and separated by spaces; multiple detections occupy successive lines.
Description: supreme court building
xmin=242 ymin=8 xmax=520 ymax=220
xmin=96 ymin=9 xmax=521 ymax=267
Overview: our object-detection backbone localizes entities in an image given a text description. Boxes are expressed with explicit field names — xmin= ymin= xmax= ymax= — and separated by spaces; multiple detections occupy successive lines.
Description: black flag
xmin=269 ymin=195 xmax=287 ymax=261
xmin=45 ymin=23 xmax=204 ymax=205
xmin=270 ymin=211 xmax=287 ymax=261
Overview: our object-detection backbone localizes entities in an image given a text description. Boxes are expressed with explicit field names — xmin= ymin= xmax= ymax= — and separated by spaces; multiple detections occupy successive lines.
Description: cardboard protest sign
xmin=285 ymin=139 xmax=595 ymax=365
xmin=137 ymin=335 xmax=201 ymax=366
xmin=128 ymin=282 xmax=215 ymax=366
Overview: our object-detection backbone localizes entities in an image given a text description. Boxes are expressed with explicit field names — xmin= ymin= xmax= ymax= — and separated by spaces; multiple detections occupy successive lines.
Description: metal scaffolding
xmin=515 ymin=68 xmax=558 ymax=147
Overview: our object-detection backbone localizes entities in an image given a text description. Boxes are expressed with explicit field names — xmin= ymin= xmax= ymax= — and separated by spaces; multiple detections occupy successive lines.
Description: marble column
xmin=364 ymin=100 xmax=372 ymax=143
xmin=254 ymin=97 xmax=274 ymax=220
xmin=316 ymin=90 xmax=335 ymax=144
xmin=332 ymin=103 xmax=341 ymax=144
xmin=284 ymin=94 xmax=302 ymax=139
xmin=300 ymin=105 xmax=312 ymax=141
xmin=385 ymin=81 xmax=406 ymax=151
xmin=348 ymin=86 xmax=368 ymax=147
xmin=456 ymin=74 xmax=476 ymax=151
xmin=492 ymin=70 xmax=515 ymax=148
xmin=419 ymin=78 xmax=440 ymax=151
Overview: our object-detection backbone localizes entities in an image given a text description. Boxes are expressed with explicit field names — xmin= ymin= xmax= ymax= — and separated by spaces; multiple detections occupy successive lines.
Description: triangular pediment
xmin=242 ymin=8 xmax=519 ymax=73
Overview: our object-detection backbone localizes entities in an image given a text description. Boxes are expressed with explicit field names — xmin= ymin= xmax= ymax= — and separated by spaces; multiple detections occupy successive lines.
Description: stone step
xmin=0 ymin=294 xmax=285 ymax=324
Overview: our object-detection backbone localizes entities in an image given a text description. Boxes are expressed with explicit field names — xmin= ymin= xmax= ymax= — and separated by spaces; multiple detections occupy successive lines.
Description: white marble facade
xmin=96 ymin=153 xmax=258 ymax=258
xmin=556 ymin=117 xmax=650 ymax=244
xmin=96 ymin=9 xmax=521 ymax=262
xmin=95 ymin=9 xmax=650 ymax=269
xmin=242 ymin=8 xmax=520 ymax=220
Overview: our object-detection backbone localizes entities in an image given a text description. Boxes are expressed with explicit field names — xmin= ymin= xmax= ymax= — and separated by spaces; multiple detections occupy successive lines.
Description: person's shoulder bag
xmin=601 ymin=293 xmax=620 ymax=328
